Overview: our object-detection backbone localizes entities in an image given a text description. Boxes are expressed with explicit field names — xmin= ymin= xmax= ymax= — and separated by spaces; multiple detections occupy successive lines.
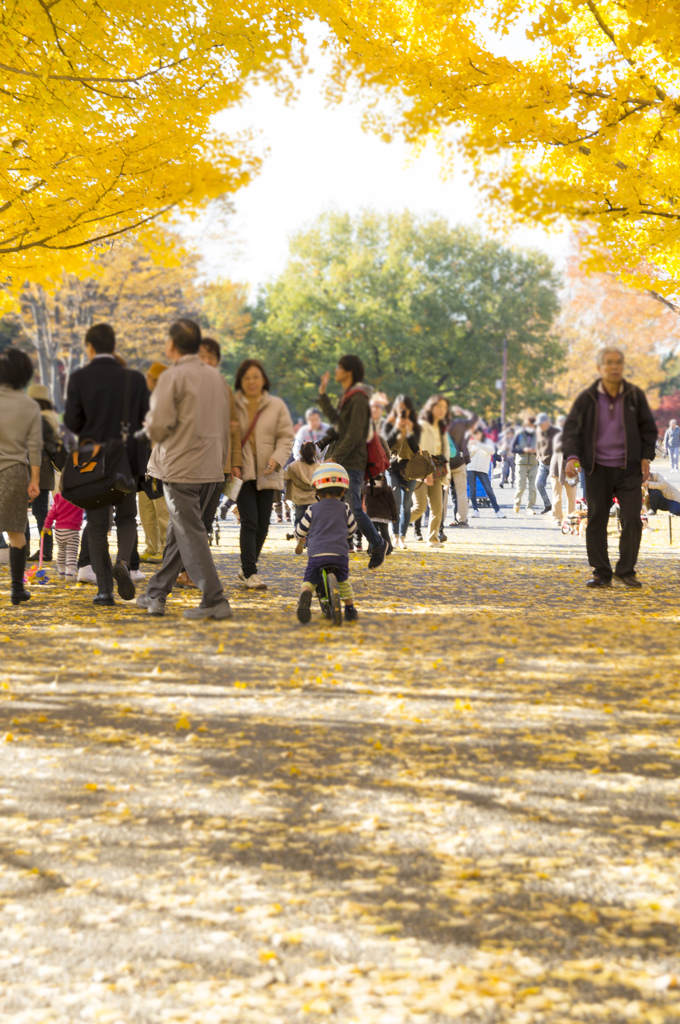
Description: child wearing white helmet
xmin=294 ymin=461 xmax=359 ymax=623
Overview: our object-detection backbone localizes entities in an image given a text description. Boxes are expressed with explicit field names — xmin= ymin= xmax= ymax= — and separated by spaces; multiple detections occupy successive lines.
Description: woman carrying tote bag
xmin=233 ymin=359 xmax=294 ymax=590
xmin=410 ymin=395 xmax=452 ymax=548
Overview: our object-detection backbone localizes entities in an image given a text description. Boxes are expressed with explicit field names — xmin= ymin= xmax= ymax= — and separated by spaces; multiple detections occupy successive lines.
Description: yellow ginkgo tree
xmin=5 ymin=0 xmax=680 ymax=300
xmin=319 ymin=0 xmax=680 ymax=296
xmin=0 ymin=0 xmax=309 ymax=282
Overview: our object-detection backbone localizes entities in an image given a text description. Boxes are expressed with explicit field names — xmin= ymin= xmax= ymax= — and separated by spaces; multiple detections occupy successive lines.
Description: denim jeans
xmin=388 ymin=469 xmax=417 ymax=536
xmin=347 ymin=469 xmax=382 ymax=548
xmin=467 ymin=471 xmax=500 ymax=512
xmin=669 ymin=446 xmax=680 ymax=472
xmin=536 ymin=462 xmax=551 ymax=508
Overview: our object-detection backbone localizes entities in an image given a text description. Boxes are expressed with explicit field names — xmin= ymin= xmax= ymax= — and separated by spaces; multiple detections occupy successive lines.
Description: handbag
xmin=432 ymin=453 xmax=449 ymax=479
xmin=61 ymin=371 xmax=136 ymax=511
xmin=403 ymin=449 xmax=436 ymax=481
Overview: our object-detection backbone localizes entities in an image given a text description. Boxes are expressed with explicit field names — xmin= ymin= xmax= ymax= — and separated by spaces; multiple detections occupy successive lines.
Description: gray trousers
xmin=147 ymin=482 xmax=225 ymax=607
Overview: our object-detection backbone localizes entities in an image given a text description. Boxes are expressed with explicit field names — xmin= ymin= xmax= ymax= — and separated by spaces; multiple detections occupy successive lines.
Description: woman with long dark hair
xmin=384 ymin=394 xmax=421 ymax=550
xmin=233 ymin=358 xmax=294 ymax=590
xmin=411 ymin=394 xmax=451 ymax=547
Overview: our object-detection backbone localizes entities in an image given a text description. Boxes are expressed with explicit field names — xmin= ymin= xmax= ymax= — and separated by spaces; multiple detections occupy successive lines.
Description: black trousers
xmin=236 ymin=481 xmax=274 ymax=578
xmin=87 ymin=490 xmax=138 ymax=593
xmin=78 ymin=516 xmax=140 ymax=570
xmin=26 ymin=489 xmax=53 ymax=559
xmin=585 ymin=463 xmax=643 ymax=579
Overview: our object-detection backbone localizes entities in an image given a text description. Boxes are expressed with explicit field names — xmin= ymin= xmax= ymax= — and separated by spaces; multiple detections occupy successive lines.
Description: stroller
xmin=561 ymin=497 xmax=588 ymax=536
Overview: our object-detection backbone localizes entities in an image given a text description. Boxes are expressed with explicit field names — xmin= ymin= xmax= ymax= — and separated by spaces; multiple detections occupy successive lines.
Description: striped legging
xmin=54 ymin=528 xmax=80 ymax=576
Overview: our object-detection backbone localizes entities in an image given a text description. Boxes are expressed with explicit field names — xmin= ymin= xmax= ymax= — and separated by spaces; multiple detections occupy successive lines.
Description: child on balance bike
xmin=295 ymin=462 xmax=359 ymax=625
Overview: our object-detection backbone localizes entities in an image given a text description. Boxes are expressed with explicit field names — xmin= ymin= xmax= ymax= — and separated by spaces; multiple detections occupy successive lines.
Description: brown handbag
xmin=403 ymin=450 xmax=436 ymax=481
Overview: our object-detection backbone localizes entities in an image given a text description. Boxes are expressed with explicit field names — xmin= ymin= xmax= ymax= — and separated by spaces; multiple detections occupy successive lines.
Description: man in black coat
xmin=64 ymin=323 xmax=149 ymax=606
xmin=562 ymin=346 xmax=657 ymax=589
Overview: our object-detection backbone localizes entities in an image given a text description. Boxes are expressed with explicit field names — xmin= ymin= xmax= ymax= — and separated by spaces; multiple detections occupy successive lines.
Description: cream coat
xmin=234 ymin=390 xmax=294 ymax=491
xmin=648 ymin=471 xmax=680 ymax=504
xmin=146 ymin=355 xmax=230 ymax=483
xmin=418 ymin=419 xmax=451 ymax=482
xmin=467 ymin=436 xmax=495 ymax=474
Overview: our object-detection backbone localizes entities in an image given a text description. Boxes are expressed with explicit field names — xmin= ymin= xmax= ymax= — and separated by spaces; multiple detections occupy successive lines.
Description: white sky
xmin=183 ymin=39 xmax=571 ymax=292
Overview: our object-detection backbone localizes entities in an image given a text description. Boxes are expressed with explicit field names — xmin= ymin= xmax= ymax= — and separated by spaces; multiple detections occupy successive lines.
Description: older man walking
xmin=663 ymin=419 xmax=680 ymax=472
xmin=563 ymin=347 xmax=657 ymax=589
xmin=137 ymin=319 xmax=232 ymax=620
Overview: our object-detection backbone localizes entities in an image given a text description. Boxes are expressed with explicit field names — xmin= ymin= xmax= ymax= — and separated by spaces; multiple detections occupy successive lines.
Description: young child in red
xmin=43 ymin=492 xmax=84 ymax=580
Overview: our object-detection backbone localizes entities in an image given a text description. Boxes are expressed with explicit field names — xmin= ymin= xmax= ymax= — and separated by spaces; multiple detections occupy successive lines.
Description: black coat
xmin=64 ymin=356 xmax=150 ymax=477
xmin=562 ymin=378 xmax=658 ymax=474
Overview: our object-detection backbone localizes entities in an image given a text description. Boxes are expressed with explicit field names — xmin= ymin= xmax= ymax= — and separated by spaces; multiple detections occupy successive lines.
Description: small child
xmin=43 ymin=491 xmax=84 ymax=580
xmin=363 ymin=473 xmax=398 ymax=556
xmin=295 ymin=462 xmax=358 ymax=623
xmin=284 ymin=441 xmax=318 ymax=528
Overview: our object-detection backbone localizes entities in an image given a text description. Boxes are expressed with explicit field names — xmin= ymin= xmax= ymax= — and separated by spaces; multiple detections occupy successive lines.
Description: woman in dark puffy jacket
xmin=383 ymin=395 xmax=421 ymax=550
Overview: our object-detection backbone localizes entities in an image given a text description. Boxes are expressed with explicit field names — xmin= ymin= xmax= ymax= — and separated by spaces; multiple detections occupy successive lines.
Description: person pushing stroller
xmin=295 ymin=462 xmax=359 ymax=624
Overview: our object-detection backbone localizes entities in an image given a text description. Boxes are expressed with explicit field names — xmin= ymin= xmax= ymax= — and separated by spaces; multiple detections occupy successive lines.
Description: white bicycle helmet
xmin=311 ymin=462 xmax=350 ymax=491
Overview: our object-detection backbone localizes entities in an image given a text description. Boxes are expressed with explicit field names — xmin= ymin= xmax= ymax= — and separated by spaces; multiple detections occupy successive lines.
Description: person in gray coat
xmin=137 ymin=320 xmax=232 ymax=620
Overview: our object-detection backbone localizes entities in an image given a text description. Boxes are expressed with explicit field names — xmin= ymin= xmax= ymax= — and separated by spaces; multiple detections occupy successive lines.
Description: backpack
xmin=42 ymin=416 xmax=68 ymax=472
xmin=340 ymin=386 xmax=391 ymax=481
xmin=365 ymin=420 xmax=391 ymax=481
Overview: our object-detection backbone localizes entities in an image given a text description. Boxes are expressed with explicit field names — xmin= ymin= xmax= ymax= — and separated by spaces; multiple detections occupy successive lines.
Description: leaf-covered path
xmin=1 ymin=505 xmax=680 ymax=1023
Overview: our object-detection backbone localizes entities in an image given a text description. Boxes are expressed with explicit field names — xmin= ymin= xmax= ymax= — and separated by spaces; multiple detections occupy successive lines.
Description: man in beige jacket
xmin=137 ymin=320 xmax=232 ymax=620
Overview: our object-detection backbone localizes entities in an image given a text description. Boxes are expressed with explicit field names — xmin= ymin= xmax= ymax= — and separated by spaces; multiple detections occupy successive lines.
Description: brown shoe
xmin=175 ymin=571 xmax=198 ymax=590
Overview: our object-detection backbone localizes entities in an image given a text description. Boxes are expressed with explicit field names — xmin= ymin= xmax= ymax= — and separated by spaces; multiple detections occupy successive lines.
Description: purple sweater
xmin=595 ymin=390 xmax=626 ymax=467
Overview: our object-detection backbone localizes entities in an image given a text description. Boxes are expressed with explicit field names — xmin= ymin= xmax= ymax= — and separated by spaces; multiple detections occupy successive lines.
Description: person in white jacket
xmin=467 ymin=427 xmax=506 ymax=519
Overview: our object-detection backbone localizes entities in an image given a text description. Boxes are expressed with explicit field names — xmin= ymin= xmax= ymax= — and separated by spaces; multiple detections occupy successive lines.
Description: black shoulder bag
xmin=61 ymin=371 xmax=136 ymax=510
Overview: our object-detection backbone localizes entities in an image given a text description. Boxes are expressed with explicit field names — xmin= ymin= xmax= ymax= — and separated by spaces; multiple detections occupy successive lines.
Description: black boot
xmin=9 ymin=547 xmax=31 ymax=606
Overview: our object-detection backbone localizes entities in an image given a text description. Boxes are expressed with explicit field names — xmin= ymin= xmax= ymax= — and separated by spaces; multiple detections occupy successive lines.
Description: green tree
xmin=247 ymin=211 xmax=564 ymax=418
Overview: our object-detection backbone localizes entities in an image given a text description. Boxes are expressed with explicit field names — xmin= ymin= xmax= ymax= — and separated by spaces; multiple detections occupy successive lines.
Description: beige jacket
xmin=418 ymin=419 xmax=451 ymax=482
xmin=234 ymin=390 xmax=294 ymax=491
xmin=146 ymin=355 xmax=230 ymax=483
xmin=648 ymin=471 xmax=680 ymax=504
xmin=224 ymin=381 xmax=242 ymax=473
xmin=284 ymin=459 xmax=316 ymax=505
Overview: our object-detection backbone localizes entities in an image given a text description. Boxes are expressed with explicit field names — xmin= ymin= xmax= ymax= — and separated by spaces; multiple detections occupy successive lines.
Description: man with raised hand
xmin=317 ymin=355 xmax=386 ymax=570
xmin=563 ymin=347 xmax=657 ymax=589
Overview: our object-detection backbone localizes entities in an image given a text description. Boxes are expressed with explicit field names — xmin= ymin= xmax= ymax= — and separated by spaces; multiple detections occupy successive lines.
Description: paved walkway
xmin=1 ymin=465 xmax=679 ymax=1023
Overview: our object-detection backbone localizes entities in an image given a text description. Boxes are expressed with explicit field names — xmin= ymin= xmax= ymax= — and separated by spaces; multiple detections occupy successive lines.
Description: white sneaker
xmin=237 ymin=568 xmax=246 ymax=582
xmin=245 ymin=573 xmax=267 ymax=590
xmin=495 ymin=510 xmax=506 ymax=519
xmin=471 ymin=509 xmax=480 ymax=518
xmin=526 ymin=508 xmax=536 ymax=516
xmin=130 ymin=569 xmax=145 ymax=582
xmin=77 ymin=565 xmax=97 ymax=585
xmin=427 ymin=540 xmax=443 ymax=548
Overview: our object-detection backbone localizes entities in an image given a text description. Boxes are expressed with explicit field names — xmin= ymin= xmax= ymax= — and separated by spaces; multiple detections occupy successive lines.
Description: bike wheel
xmin=327 ymin=572 xmax=342 ymax=627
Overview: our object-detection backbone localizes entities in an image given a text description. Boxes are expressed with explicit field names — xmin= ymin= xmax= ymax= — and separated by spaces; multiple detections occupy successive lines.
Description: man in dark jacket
xmin=563 ymin=347 xmax=657 ymax=588
xmin=64 ymin=323 xmax=149 ymax=606
xmin=318 ymin=355 xmax=386 ymax=569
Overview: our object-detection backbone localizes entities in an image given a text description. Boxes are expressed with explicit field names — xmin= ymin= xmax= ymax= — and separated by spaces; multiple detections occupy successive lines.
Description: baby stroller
xmin=561 ymin=497 xmax=588 ymax=536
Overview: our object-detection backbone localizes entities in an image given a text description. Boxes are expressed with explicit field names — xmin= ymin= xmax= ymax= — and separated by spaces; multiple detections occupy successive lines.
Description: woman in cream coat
xmin=233 ymin=359 xmax=294 ymax=589
xmin=410 ymin=395 xmax=451 ymax=548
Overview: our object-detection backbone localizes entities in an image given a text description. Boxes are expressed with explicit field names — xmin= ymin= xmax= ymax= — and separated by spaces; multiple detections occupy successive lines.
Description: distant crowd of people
xmin=0 ymin=326 xmax=672 ymax=616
